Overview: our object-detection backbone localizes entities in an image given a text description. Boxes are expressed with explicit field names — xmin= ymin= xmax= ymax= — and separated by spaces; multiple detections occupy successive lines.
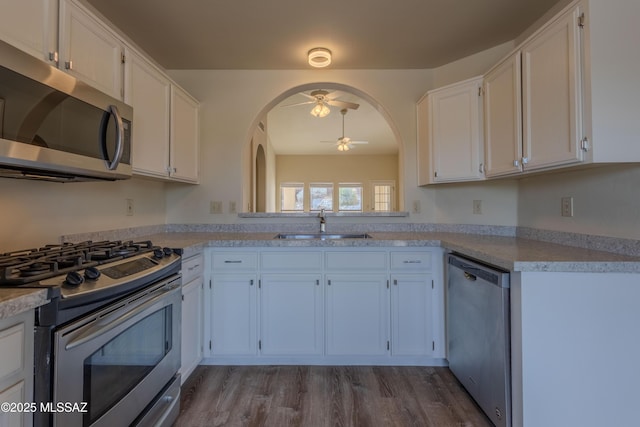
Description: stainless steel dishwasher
xmin=447 ymin=253 xmax=511 ymax=427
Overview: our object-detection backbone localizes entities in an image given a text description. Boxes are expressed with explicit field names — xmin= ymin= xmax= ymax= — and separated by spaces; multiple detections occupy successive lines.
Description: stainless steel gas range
xmin=0 ymin=240 xmax=182 ymax=427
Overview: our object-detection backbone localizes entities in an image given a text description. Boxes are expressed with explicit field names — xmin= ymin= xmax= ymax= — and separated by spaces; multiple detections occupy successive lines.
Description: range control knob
xmin=163 ymin=247 xmax=173 ymax=257
xmin=65 ymin=271 xmax=84 ymax=287
xmin=84 ymin=266 xmax=101 ymax=281
xmin=153 ymin=248 xmax=164 ymax=259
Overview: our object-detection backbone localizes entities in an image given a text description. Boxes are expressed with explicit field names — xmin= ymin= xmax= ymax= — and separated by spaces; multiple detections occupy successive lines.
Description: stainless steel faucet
xmin=318 ymin=208 xmax=326 ymax=233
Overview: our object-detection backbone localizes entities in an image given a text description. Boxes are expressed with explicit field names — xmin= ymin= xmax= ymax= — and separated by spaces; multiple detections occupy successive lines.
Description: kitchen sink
xmin=274 ymin=233 xmax=372 ymax=240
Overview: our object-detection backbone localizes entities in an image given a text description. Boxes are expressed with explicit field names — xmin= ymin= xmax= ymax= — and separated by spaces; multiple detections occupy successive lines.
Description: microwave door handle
xmin=101 ymin=105 xmax=124 ymax=170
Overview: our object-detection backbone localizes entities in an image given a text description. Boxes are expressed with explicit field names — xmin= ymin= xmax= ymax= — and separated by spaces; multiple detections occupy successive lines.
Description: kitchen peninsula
xmin=129 ymin=228 xmax=640 ymax=427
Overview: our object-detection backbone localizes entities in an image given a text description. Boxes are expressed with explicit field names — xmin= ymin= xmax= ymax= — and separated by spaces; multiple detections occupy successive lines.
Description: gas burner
xmin=0 ymin=240 xmax=160 ymax=286
xmin=19 ymin=262 xmax=55 ymax=277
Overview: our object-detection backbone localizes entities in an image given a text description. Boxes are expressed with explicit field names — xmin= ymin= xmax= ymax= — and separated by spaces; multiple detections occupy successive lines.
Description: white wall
xmin=166 ymin=42 xmax=518 ymax=226
xmin=518 ymin=165 xmax=640 ymax=240
xmin=0 ymin=177 xmax=166 ymax=251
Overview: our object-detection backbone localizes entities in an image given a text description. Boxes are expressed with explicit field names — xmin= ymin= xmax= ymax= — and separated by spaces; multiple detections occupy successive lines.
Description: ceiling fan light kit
xmin=308 ymin=48 xmax=332 ymax=68
xmin=310 ymin=102 xmax=331 ymax=117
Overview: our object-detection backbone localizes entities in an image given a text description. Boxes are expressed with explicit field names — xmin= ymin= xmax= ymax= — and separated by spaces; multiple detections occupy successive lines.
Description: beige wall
xmin=276 ymin=154 xmax=399 ymax=211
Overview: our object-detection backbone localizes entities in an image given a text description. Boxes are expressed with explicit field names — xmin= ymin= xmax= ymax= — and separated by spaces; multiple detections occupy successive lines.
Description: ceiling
xmin=84 ymin=0 xmax=563 ymax=70
xmin=83 ymin=0 xmax=563 ymax=155
xmin=268 ymin=90 xmax=397 ymax=155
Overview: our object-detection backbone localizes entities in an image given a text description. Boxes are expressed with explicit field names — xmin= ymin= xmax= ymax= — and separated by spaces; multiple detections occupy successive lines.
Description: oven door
xmin=53 ymin=276 xmax=181 ymax=427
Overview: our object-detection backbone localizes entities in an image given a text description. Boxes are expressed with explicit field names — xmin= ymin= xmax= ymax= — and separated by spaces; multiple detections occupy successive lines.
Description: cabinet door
xmin=325 ymin=274 xmax=388 ymax=356
xmin=0 ymin=381 xmax=25 ymax=427
xmin=124 ymin=48 xmax=171 ymax=179
xmin=484 ymin=52 xmax=523 ymax=177
xmin=260 ymin=274 xmax=323 ymax=355
xmin=210 ymin=274 xmax=257 ymax=355
xmin=0 ymin=0 xmax=58 ymax=64
xmin=522 ymin=5 xmax=583 ymax=171
xmin=428 ymin=77 xmax=484 ymax=183
xmin=181 ymin=276 xmax=203 ymax=383
xmin=59 ymin=0 xmax=124 ymax=99
xmin=390 ymin=274 xmax=433 ymax=356
xmin=170 ymin=86 xmax=200 ymax=183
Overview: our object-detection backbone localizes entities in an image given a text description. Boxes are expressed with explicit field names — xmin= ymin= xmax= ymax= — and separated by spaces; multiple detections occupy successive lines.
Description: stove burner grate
xmin=0 ymin=240 xmax=158 ymax=286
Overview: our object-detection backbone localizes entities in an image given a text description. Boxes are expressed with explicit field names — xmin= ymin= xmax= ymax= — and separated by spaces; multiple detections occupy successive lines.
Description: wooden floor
xmin=174 ymin=365 xmax=492 ymax=427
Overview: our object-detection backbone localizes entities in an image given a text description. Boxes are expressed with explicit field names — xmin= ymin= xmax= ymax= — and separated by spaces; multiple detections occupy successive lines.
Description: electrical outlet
xmin=210 ymin=201 xmax=222 ymax=214
xmin=412 ymin=200 xmax=421 ymax=214
xmin=473 ymin=200 xmax=482 ymax=215
xmin=229 ymin=201 xmax=237 ymax=214
xmin=561 ymin=196 xmax=574 ymax=217
xmin=126 ymin=199 xmax=134 ymax=216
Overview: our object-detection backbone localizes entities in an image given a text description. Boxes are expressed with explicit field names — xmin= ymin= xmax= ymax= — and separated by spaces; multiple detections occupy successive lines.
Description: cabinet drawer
xmin=390 ymin=252 xmax=432 ymax=271
xmin=0 ymin=322 xmax=24 ymax=380
xmin=182 ymin=252 xmax=204 ymax=283
xmin=261 ymin=252 xmax=322 ymax=270
xmin=325 ymin=251 xmax=387 ymax=270
xmin=211 ymin=252 xmax=258 ymax=271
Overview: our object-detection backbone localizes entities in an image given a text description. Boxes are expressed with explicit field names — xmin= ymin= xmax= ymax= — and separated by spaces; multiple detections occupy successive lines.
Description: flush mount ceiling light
xmin=308 ymin=48 xmax=332 ymax=68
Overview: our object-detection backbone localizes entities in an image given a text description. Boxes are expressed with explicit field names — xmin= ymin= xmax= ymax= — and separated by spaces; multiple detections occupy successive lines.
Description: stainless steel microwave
xmin=0 ymin=39 xmax=132 ymax=182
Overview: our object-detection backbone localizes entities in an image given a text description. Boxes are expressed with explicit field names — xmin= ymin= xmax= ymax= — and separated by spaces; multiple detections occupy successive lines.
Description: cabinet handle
xmin=224 ymin=260 xmax=242 ymax=264
xmin=249 ymin=279 xmax=254 ymax=286
xmin=522 ymin=157 xmax=529 ymax=165
xmin=49 ymin=51 xmax=58 ymax=63
xmin=188 ymin=264 xmax=200 ymax=271
xmin=479 ymin=163 xmax=484 ymax=174
xmin=65 ymin=60 xmax=73 ymax=70
xmin=327 ymin=280 xmax=331 ymax=286
xmin=316 ymin=279 xmax=320 ymax=286
xmin=393 ymin=279 xmax=398 ymax=286
xmin=403 ymin=260 xmax=422 ymax=264
xmin=513 ymin=159 xmax=520 ymax=167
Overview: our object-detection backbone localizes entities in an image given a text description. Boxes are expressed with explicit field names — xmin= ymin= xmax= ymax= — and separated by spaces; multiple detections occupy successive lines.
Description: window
xmin=280 ymin=183 xmax=304 ymax=211
xmin=310 ymin=183 xmax=333 ymax=211
xmin=338 ymin=183 xmax=363 ymax=212
xmin=372 ymin=181 xmax=395 ymax=212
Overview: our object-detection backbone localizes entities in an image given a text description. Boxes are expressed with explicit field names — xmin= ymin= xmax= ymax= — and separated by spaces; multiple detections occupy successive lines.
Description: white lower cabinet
xmin=325 ymin=274 xmax=389 ymax=356
xmin=205 ymin=247 xmax=444 ymax=365
xmin=260 ymin=274 xmax=323 ymax=355
xmin=0 ymin=310 xmax=34 ymax=427
xmin=210 ymin=273 xmax=258 ymax=356
xmin=390 ymin=274 xmax=433 ymax=356
xmin=180 ymin=251 xmax=204 ymax=384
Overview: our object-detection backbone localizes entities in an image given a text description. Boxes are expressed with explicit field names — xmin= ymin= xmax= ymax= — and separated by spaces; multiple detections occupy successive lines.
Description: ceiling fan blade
xmin=324 ymin=90 xmax=347 ymax=100
xmin=350 ymin=140 xmax=369 ymax=144
xmin=327 ymin=99 xmax=360 ymax=110
xmin=281 ymin=100 xmax=315 ymax=107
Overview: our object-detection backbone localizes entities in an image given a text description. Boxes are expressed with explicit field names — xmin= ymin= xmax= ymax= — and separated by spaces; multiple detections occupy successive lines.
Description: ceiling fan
xmin=283 ymin=89 xmax=360 ymax=117
xmin=322 ymin=108 xmax=369 ymax=151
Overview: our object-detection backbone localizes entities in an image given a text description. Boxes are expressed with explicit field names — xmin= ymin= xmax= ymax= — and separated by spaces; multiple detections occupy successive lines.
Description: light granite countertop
xmin=3 ymin=230 xmax=637 ymax=320
xmin=139 ymin=231 xmax=640 ymax=273
xmin=0 ymin=288 xmax=49 ymax=320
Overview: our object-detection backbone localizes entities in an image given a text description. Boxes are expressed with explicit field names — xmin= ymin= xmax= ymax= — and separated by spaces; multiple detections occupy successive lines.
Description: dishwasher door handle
xmin=463 ymin=271 xmax=477 ymax=281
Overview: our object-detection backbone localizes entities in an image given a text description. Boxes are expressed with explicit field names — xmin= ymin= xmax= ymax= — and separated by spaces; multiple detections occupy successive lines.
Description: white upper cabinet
xmin=418 ymin=77 xmax=484 ymax=184
xmin=125 ymin=48 xmax=172 ymax=178
xmin=484 ymin=4 xmax=584 ymax=177
xmin=581 ymin=0 xmax=640 ymax=163
xmin=521 ymin=4 xmax=584 ymax=172
xmin=59 ymin=0 xmax=124 ymax=100
xmin=483 ymin=52 xmax=523 ymax=178
xmin=169 ymin=86 xmax=200 ymax=183
xmin=0 ymin=0 xmax=58 ymax=64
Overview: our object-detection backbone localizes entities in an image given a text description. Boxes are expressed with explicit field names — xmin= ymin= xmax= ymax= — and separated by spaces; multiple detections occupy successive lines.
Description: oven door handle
xmin=64 ymin=285 xmax=178 ymax=351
